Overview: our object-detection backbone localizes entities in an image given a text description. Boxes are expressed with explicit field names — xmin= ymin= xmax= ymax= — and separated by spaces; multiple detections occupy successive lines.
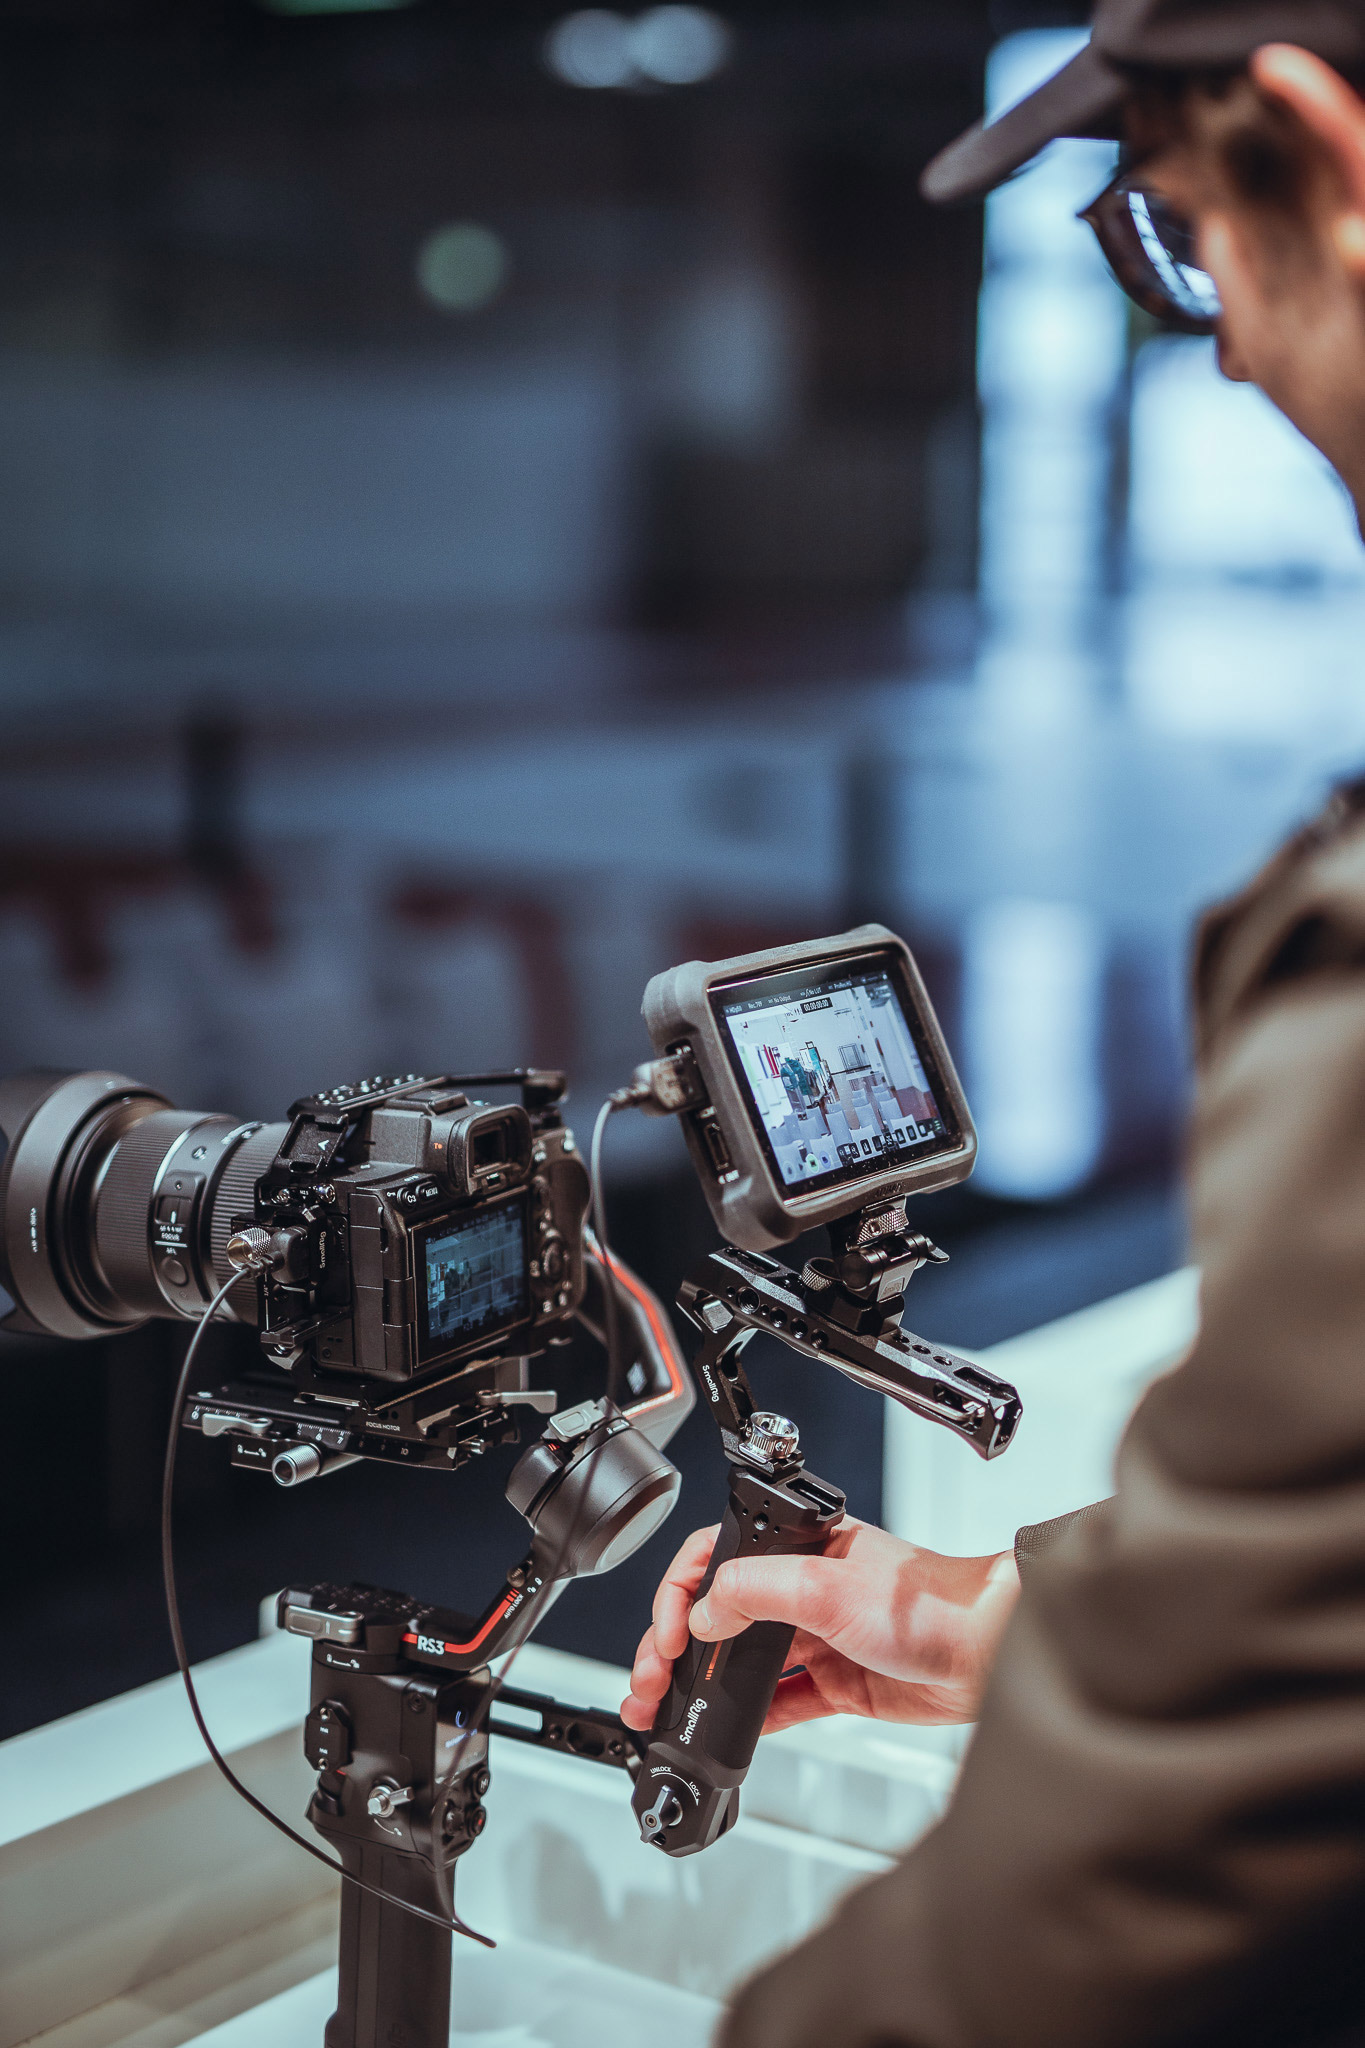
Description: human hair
xmin=1124 ymin=63 xmax=1365 ymax=212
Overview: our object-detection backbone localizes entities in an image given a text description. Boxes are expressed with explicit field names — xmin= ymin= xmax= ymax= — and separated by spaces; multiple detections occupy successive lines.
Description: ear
xmin=1252 ymin=44 xmax=1365 ymax=277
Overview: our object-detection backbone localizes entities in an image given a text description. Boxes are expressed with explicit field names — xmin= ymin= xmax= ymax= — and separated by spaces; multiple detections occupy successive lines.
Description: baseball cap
xmin=922 ymin=0 xmax=1365 ymax=204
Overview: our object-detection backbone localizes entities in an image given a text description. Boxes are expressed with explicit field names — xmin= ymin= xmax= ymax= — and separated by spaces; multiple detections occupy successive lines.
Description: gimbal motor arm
xmin=273 ymin=1244 xmax=695 ymax=2048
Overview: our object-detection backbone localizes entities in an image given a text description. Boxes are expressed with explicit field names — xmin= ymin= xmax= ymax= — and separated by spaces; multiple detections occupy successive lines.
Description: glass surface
xmin=712 ymin=953 xmax=958 ymax=1199
xmin=419 ymin=1199 xmax=528 ymax=1355
xmin=1127 ymin=190 xmax=1221 ymax=323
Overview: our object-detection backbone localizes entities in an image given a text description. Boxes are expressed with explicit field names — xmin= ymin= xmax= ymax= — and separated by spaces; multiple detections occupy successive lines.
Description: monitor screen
xmin=417 ymin=1198 xmax=529 ymax=1358
xmin=711 ymin=952 xmax=959 ymax=1199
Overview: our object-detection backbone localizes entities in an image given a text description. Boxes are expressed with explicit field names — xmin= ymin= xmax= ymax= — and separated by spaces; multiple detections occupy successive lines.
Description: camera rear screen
xmin=713 ymin=953 xmax=958 ymax=1198
xmin=419 ymin=1200 xmax=528 ymax=1356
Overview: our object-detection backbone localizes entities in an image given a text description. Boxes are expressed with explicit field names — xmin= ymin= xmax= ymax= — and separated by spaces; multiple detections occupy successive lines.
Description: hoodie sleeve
xmin=720 ymin=959 xmax=1365 ymax=2048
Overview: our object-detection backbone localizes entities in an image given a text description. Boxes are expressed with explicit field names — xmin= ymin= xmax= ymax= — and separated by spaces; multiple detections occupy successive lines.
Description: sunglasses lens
xmin=1125 ymin=188 xmax=1222 ymax=324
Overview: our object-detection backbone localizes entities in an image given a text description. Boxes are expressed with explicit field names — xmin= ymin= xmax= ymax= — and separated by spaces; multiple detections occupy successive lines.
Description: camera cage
xmin=642 ymin=923 xmax=977 ymax=1252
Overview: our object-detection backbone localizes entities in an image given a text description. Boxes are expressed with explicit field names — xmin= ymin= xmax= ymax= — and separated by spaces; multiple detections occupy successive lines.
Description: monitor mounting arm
xmin=678 ymin=1206 xmax=1020 ymax=1463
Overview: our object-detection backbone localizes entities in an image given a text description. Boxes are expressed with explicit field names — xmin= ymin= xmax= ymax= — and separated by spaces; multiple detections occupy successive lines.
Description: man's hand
xmin=621 ymin=1517 xmax=1020 ymax=1735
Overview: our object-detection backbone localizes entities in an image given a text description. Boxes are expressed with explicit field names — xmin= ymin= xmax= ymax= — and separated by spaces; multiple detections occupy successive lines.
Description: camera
xmin=0 ymin=1065 xmax=601 ymax=1478
xmin=639 ymin=923 xmax=976 ymax=1252
xmin=1 ymin=1057 xmax=697 ymax=2048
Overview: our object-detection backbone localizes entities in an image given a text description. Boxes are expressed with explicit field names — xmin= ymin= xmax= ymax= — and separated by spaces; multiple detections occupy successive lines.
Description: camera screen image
xmin=714 ymin=955 xmax=956 ymax=1197
xmin=419 ymin=1199 xmax=529 ymax=1354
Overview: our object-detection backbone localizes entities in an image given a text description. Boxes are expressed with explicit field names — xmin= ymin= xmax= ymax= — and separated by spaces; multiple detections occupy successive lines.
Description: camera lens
xmin=0 ymin=1068 xmax=286 ymax=1341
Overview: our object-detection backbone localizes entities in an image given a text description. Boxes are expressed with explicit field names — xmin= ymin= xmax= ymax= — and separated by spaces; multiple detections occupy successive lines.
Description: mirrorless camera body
xmin=0 ymin=1066 xmax=597 ymax=1478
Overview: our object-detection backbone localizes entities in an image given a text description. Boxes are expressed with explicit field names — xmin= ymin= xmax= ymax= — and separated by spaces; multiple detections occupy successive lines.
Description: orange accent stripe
xmin=403 ymin=1590 xmax=518 ymax=1658
xmin=704 ymin=1644 xmax=721 ymax=1682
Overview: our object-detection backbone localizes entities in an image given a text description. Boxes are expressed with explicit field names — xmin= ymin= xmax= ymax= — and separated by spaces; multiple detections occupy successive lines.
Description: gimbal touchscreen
xmin=415 ymin=1196 xmax=530 ymax=1363
xmin=710 ymin=952 xmax=959 ymax=1200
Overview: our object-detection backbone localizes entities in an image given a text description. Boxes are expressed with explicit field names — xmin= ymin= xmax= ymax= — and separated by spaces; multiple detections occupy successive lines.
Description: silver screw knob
xmin=271 ymin=1444 xmax=322 ymax=1487
xmin=742 ymin=1411 xmax=800 ymax=1464
xmin=367 ymin=1783 xmax=414 ymax=1820
xmin=226 ymin=1227 xmax=273 ymax=1273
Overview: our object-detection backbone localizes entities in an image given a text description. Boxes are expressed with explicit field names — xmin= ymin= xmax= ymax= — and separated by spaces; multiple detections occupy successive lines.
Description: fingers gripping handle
xmin=631 ymin=1460 xmax=845 ymax=1856
xmin=650 ymin=1500 xmax=794 ymax=1771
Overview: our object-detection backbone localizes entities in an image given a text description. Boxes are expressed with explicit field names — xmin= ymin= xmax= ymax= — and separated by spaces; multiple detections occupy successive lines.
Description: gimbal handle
xmin=631 ymin=1435 xmax=844 ymax=1855
xmin=324 ymin=1837 xmax=452 ymax=2048
xmin=632 ymin=1226 xmax=1022 ymax=1858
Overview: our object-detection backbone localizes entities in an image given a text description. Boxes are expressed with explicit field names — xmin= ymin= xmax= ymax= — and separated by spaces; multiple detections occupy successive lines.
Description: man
xmin=622 ymin=5 xmax=1365 ymax=2042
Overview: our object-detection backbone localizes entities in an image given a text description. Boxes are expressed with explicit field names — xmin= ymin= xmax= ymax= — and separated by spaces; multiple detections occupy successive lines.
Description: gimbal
xmin=632 ymin=1199 xmax=1021 ymax=1854
xmin=264 ymin=1242 xmax=695 ymax=2048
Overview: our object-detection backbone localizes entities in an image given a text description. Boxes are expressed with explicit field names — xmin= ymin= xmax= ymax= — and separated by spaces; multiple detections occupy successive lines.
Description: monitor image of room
xmin=723 ymin=973 xmax=946 ymax=1188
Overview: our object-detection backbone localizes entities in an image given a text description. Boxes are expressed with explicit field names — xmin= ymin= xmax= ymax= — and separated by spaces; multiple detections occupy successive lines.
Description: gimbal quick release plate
xmin=641 ymin=924 xmax=977 ymax=1251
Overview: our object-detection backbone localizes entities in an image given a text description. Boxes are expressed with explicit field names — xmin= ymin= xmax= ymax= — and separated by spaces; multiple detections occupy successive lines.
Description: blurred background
xmin=4 ymin=0 xmax=1363 ymax=1738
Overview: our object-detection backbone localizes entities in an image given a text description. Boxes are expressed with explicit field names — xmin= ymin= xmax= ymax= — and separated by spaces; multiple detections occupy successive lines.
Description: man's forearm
xmin=722 ymin=973 xmax=1365 ymax=2048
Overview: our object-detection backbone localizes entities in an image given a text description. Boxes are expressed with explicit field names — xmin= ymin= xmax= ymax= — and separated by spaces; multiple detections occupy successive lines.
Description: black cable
xmin=424 ymin=1412 xmax=622 ymax=1928
xmin=591 ymin=1095 xmax=624 ymax=1405
xmin=160 ymin=1274 xmax=492 ymax=1949
xmin=421 ymin=1121 xmax=678 ymax=1918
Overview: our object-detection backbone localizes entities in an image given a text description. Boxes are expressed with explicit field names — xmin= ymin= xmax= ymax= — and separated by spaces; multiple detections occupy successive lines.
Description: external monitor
xmin=642 ymin=925 xmax=976 ymax=1250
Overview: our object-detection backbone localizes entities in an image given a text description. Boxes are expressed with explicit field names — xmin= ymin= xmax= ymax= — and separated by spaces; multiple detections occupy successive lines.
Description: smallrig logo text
xmin=679 ymin=1697 xmax=707 ymax=1746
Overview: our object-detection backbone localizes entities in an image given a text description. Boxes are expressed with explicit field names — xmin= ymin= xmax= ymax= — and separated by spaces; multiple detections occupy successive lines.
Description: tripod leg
xmin=325 ymin=1841 xmax=452 ymax=2048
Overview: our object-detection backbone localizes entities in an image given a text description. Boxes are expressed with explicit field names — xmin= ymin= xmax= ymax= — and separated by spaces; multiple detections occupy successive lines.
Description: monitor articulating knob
xmin=741 ymin=1412 xmax=800 ymax=1465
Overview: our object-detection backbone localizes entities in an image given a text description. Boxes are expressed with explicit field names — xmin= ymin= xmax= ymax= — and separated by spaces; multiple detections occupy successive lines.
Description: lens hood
xmin=0 ymin=1069 xmax=172 ymax=1340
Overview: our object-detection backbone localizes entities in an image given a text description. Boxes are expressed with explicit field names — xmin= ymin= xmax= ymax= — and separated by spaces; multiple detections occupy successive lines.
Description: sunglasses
xmin=1079 ymin=172 xmax=1222 ymax=335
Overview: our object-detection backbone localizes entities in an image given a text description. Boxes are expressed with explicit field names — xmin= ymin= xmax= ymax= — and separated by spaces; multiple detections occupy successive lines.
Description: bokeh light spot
xmin=415 ymin=224 xmax=510 ymax=315
xmin=546 ymin=11 xmax=637 ymax=88
xmin=545 ymin=7 xmax=729 ymax=89
xmin=631 ymin=7 xmax=730 ymax=85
